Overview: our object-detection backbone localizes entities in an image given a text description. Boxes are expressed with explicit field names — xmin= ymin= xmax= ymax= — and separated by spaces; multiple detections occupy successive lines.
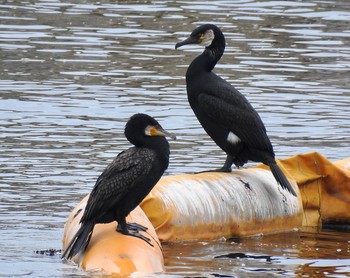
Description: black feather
xmin=268 ymin=162 xmax=297 ymax=196
xmin=61 ymin=222 xmax=94 ymax=260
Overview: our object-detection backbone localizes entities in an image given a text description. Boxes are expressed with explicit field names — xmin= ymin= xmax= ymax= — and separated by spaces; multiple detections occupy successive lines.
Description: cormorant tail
xmin=268 ymin=162 xmax=297 ymax=196
xmin=61 ymin=221 xmax=94 ymax=260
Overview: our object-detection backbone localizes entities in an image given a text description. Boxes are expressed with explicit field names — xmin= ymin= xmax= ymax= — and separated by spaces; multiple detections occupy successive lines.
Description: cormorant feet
xmin=116 ymin=222 xmax=153 ymax=247
xmin=125 ymin=222 xmax=148 ymax=232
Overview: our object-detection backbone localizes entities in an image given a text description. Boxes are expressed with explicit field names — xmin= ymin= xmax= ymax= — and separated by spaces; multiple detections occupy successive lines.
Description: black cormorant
xmin=175 ymin=24 xmax=296 ymax=196
xmin=61 ymin=113 xmax=175 ymax=260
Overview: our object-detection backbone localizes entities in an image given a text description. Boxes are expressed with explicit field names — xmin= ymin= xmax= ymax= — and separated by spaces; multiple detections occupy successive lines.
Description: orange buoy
xmin=62 ymin=152 xmax=350 ymax=275
xmin=277 ymin=152 xmax=350 ymax=226
xmin=62 ymin=195 xmax=164 ymax=275
xmin=141 ymin=167 xmax=302 ymax=242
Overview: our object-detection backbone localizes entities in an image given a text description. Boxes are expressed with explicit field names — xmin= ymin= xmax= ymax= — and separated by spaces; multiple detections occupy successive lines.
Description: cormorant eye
xmin=199 ymin=33 xmax=205 ymax=42
xmin=199 ymin=29 xmax=214 ymax=47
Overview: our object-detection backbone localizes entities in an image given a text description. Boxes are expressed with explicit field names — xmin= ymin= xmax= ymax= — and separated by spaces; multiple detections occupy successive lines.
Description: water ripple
xmin=1 ymin=0 xmax=350 ymax=277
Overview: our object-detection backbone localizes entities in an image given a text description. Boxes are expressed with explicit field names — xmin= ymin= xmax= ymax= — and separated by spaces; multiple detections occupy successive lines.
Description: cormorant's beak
xmin=175 ymin=36 xmax=198 ymax=49
xmin=148 ymin=126 xmax=177 ymax=140
xmin=158 ymin=128 xmax=177 ymax=140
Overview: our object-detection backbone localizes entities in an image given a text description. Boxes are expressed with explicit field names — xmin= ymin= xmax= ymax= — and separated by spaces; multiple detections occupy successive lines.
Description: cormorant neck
xmin=187 ymin=38 xmax=225 ymax=77
xmin=143 ymin=137 xmax=170 ymax=162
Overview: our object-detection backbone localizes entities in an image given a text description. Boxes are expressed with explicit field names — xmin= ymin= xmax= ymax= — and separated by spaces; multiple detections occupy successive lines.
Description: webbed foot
xmin=116 ymin=222 xmax=153 ymax=247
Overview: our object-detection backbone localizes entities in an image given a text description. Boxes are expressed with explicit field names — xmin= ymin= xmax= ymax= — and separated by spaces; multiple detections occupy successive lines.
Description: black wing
xmin=198 ymin=79 xmax=273 ymax=153
xmin=81 ymin=147 xmax=154 ymax=222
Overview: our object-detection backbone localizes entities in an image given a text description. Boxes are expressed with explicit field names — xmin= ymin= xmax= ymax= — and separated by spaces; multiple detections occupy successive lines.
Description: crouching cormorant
xmin=175 ymin=24 xmax=296 ymax=196
xmin=61 ymin=113 xmax=175 ymax=260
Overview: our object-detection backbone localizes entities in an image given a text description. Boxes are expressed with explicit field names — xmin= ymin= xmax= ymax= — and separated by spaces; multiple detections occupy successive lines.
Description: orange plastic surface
xmin=62 ymin=152 xmax=349 ymax=275
xmin=62 ymin=195 xmax=164 ymax=275
xmin=270 ymin=152 xmax=350 ymax=227
xmin=141 ymin=168 xmax=303 ymax=242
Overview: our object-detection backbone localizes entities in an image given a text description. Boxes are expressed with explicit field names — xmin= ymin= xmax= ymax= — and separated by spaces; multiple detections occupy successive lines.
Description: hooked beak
xmin=148 ymin=126 xmax=177 ymax=140
xmin=157 ymin=128 xmax=177 ymax=140
xmin=175 ymin=36 xmax=198 ymax=49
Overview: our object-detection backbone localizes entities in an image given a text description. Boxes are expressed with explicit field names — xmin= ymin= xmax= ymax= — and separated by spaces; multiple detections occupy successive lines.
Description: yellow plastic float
xmin=141 ymin=167 xmax=302 ymax=242
xmin=62 ymin=195 xmax=164 ymax=275
xmin=273 ymin=152 xmax=350 ymax=227
xmin=62 ymin=152 xmax=350 ymax=275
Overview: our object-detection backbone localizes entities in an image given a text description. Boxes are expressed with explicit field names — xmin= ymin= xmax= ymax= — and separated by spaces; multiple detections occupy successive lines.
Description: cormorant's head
xmin=125 ymin=113 xmax=176 ymax=147
xmin=175 ymin=24 xmax=224 ymax=49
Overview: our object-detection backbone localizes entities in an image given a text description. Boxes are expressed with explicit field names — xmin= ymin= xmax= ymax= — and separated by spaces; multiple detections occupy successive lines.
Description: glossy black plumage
xmin=61 ymin=113 xmax=174 ymax=260
xmin=176 ymin=24 xmax=296 ymax=196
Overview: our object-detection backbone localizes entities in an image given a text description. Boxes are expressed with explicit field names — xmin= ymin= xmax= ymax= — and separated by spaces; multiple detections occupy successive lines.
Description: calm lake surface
xmin=1 ymin=0 xmax=349 ymax=277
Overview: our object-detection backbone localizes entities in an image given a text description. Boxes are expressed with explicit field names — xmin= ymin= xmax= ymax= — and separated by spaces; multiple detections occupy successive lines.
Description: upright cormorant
xmin=175 ymin=24 xmax=296 ymax=196
xmin=61 ymin=113 xmax=175 ymax=260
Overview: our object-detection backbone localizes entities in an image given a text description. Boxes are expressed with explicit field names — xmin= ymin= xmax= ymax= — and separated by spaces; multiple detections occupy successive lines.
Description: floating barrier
xmin=62 ymin=195 xmax=164 ymax=275
xmin=141 ymin=167 xmax=302 ymax=242
xmin=62 ymin=152 xmax=350 ymax=275
xmin=274 ymin=152 xmax=350 ymax=227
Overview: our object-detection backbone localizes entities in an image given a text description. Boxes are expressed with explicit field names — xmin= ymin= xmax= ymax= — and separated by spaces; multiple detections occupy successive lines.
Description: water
xmin=1 ymin=0 xmax=349 ymax=277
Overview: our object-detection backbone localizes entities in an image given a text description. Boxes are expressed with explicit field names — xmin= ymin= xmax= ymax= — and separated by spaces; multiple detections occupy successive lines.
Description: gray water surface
xmin=1 ymin=0 xmax=350 ymax=277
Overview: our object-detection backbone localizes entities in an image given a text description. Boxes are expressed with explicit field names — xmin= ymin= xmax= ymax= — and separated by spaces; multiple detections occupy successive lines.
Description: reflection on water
xmin=164 ymin=228 xmax=350 ymax=277
xmin=0 ymin=0 xmax=349 ymax=277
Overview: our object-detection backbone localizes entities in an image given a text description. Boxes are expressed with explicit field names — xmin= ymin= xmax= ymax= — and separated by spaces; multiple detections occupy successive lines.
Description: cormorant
xmin=175 ymin=24 xmax=296 ymax=196
xmin=61 ymin=113 xmax=175 ymax=260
